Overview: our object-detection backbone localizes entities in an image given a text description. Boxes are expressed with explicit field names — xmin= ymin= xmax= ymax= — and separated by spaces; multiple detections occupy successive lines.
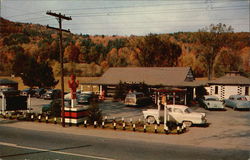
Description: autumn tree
xmin=196 ymin=23 xmax=234 ymax=80
xmin=136 ymin=34 xmax=181 ymax=67
xmin=64 ymin=43 xmax=80 ymax=62
xmin=214 ymin=48 xmax=243 ymax=77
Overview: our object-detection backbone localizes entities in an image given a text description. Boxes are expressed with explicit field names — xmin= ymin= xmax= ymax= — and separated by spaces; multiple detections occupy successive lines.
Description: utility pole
xmin=46 ymin=11 xmax=72 ymax=127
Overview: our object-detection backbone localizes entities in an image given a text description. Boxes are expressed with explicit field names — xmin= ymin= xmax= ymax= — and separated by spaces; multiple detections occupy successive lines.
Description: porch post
xmin=157 ymin=92 xmax=160 ymax=124
xmin=193 ymin=87 xmax=196 ymax=99
xmin=184 ymin=93 xmax=187 ymax=105
xmin=173 ymin=92 xmax=175 ymax=105
xmin=100 ymin=85 xmax=103 ymax=95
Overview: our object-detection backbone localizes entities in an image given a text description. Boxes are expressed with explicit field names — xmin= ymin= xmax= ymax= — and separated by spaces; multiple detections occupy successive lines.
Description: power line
xmin=7 ymin=5 xmax=247 ymax=23
xmin=71 ymin=7 xmax=248 ymax=18
xmin=3 ymin=0 xmax=247 ymax=19
xmin=68 ymin=5 xmax=247 ymax=16
xmin=50 ymin=0 xmax=247 ymax=12
xmin=1 ymin=17 xmax=247 ymax=28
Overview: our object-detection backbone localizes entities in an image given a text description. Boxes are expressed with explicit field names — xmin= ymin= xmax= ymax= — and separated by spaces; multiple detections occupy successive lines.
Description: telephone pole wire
xmin=46 ymin=11 xmax=72 ymax=127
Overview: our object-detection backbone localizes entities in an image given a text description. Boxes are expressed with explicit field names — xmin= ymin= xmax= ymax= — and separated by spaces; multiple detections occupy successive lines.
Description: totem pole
xmin=68 ymin=74 xmax=79 ymax=108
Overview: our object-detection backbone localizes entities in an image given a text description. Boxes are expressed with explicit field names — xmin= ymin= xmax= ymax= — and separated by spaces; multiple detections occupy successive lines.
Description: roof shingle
xmin=208 ymin=74 xmax=250 ymax=85
xmin=88 ymin=67 xmax=195 ymax=86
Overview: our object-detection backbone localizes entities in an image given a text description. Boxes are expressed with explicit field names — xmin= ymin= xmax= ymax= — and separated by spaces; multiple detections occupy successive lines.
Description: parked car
xmin=42 ymin=99 xmax=70 ymax=114
xmin=224 ymin=95 xmax=250 ymax=110
xmin=143 ymin=105 xmax=207 ymax=126
xmin=42 ymin=104 xmax=51 ymax=113
xmin=124 ymin=92 xmax=152 ymax=106
xmin=64 ymin=90 xmax=81 ymax=100
xmin=43 ymin=89 xmax=61 ymax=100
xmin=0 ymin=87 xmax=20 ymax=97
xmin=77 ymin=92 xmax=98 ymax=105
xmin=198 ymin=95 xmax=224 ymax=110
xmin=20 ymin=88 xmax=36 ymax=97
xmin=34 ymin=88 xmax=47 ymax=98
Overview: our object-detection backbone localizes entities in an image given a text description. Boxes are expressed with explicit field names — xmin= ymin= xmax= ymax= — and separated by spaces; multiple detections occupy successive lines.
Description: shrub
xmin=50 ymin=99 xmax=61 ymax=117
xmin=136 ymin=97 xmax=153 ymax=106
xmin=87 ymin=103 xmax=102 ymax=125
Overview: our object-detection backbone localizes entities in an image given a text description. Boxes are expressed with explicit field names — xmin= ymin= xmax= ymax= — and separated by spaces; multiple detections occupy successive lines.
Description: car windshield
xmin=237 ymin=97 xmax=247 ymax=101
xmin=80 ymin=93 xmax=92 ymax=97
xmin=136 ymin=94 xmax=144 ymax=98
xmin=184 ymin=108 xmax=192 ymax=113
xmin=47 ymin=90 xmax=53 ymax=93
xmin=126 ymin=93 xmax=135 ymax=98
xmin=1 ymin=88 xmax=14 ymax=91
xmin=206 ymin=98 xmax=219 ymax=101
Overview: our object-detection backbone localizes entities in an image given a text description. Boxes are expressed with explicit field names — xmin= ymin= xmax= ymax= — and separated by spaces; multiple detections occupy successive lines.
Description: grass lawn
xmin=0 ymin=76 xmax=99 ymax=91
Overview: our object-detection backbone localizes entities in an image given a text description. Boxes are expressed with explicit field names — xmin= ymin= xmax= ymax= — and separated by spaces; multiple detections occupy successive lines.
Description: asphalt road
xmin=0 ymin=125 xmax=249 ymax=160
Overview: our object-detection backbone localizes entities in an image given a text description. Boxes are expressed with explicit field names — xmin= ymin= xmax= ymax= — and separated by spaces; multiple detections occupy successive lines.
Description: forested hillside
xmin=1 ymin=17 xmax=249 ymax=78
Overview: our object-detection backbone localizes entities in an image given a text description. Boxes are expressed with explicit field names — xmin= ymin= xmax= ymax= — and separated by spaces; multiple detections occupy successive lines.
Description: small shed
xmin=206 ymin=72 xmax=250 ymax=100
xmin=0 ymin=78 xmax=18 ymax=90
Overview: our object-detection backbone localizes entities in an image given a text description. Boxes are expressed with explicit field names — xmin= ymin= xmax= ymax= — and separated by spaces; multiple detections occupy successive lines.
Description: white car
xmin=199 ymin=95 xmax=224 ymax=110
xmin=143 ymin=105 xmax=207 ymax=126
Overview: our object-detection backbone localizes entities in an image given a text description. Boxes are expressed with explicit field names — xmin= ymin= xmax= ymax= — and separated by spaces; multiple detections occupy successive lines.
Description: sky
xmin=1 ymin=0 xmax=249 ymax=36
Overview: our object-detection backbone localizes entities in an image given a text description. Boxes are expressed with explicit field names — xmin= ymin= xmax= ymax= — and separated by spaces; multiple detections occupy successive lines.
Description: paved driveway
xmin=99 ymin=101 xmax=145 ymax=121
xmin=29 ymin=98 xmax=145 ymax=121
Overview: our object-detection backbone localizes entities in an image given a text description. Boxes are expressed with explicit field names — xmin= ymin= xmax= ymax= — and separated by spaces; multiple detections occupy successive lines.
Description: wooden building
xmin=80 ymin=67 xmax=203 ymax=103
xmin=206 ymin=71 xmax=250 ymax=100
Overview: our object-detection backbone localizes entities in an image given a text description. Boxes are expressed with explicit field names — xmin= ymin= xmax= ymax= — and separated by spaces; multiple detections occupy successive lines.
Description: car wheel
xmin=146 ymin=116 xmax=156 ymax=124
xmin=204 ymin=105 xmax=208 ymax=110
xmin=183 ymin=121 xmax=192 ymax=127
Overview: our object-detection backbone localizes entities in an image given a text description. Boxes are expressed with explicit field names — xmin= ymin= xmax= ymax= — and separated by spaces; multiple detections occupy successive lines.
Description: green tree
xmin=36 ymin=62 xmax=59 ymax=88
xmin=12 ymin=53 xmax=58 ymax=88
xmin=88 ymin=103 xmax=102 ymax=124
xmin=113 ymin=81 xmax=127 ymax=100
xmin=50 ymin=99 xmax=61 ymax=117
xmin=214 ymin=48 xmax=243 ymax=77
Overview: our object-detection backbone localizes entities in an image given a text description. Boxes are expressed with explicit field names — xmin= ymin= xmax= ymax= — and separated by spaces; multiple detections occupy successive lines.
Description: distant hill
xmin=0 ymin=17 xmax=249 ymax=78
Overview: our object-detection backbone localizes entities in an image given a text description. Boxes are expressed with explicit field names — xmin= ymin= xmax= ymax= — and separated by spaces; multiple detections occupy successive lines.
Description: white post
xmin=71 ymin=99 xmax=77 ymax=108
xmin=193 ymin=87 xmax=196 ymax=99
xmin=80 ymin=85 xmax=83 ymax=93
xmin=157 ymin=92 xmax=160 ymax=124
xmin=164 ymin=104 xmax=167 ymax=129
xmin=100 ymin=85 xmax=102 ymax=95
xmin=2 ymin=93 xmax=5 ymax=112
xmin=28 ymin=94 xmax=31 ymax=113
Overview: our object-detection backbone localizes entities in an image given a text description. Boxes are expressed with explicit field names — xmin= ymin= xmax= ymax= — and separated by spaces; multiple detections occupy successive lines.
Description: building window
xmin=245 ymin=87 xmax=249 ymax=96
xmin=215 ymin=86 xmax=218 ymax=95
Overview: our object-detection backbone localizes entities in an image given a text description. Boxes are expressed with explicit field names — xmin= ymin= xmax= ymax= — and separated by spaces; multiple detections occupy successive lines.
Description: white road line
xmin=0 ymin=142 xmax=115 ymax=160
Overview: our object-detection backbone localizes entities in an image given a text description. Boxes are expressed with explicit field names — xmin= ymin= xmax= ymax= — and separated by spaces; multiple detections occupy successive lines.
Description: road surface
xmin=0 ymin=122 xmax=249 ymax=160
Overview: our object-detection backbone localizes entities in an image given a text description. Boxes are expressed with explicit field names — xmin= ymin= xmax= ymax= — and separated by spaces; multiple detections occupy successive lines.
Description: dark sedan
xmin=20 ymin=88 xmax=36 ymax=97
xmin=43 ymin=89 xmax=61 ymax=100
xmin=34 ymin=88 xmax=47 ymax=98
xmin=77 ymin=92 xmax=98 ymax=105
